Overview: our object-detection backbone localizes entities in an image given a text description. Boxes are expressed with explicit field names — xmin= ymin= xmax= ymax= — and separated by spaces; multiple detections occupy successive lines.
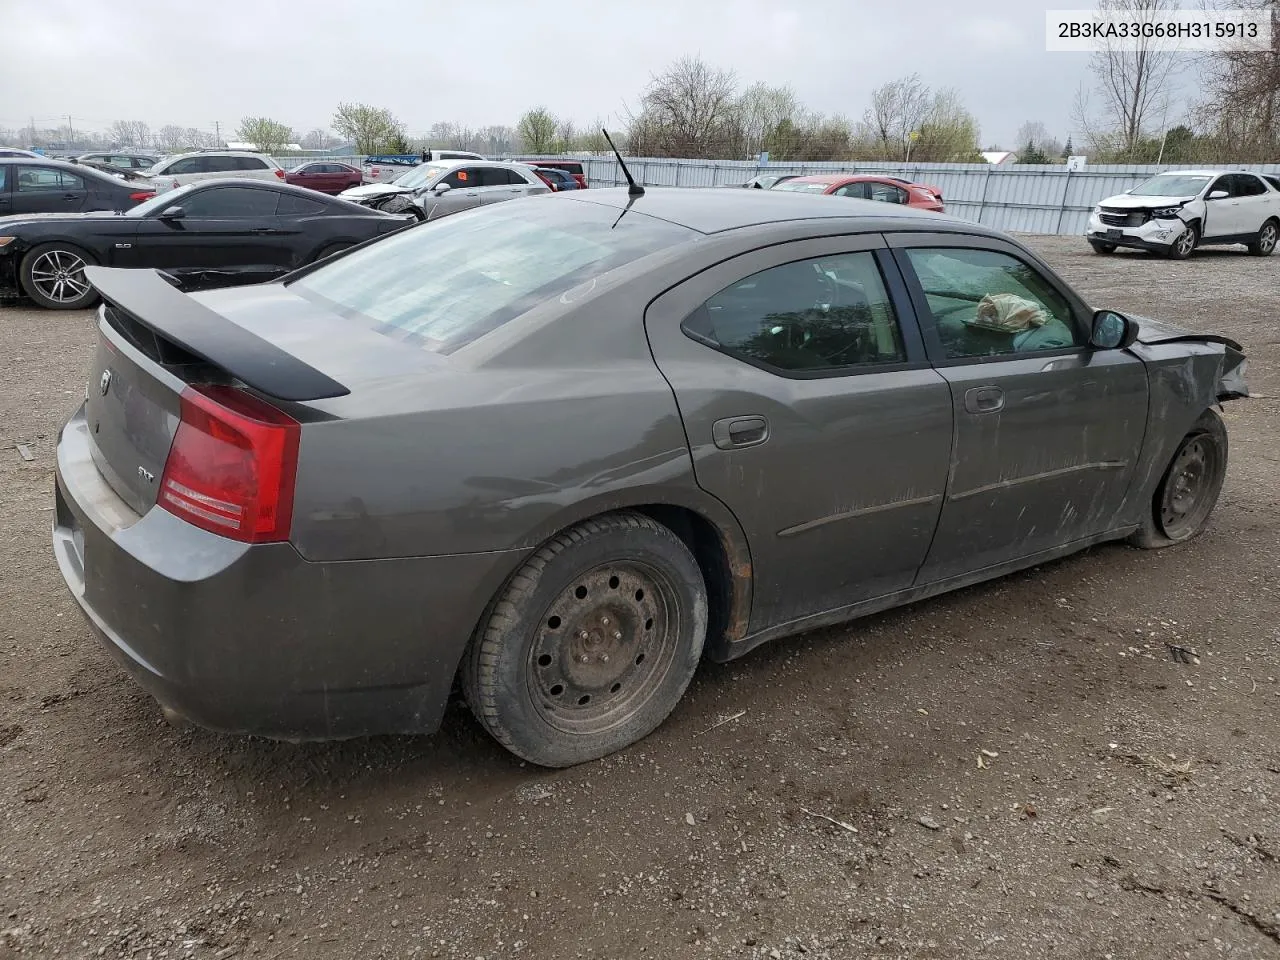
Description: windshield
xmin=772 ymin=180 xmax=831 ymax=194
xmin=391 ymin=163 xmax=450 ymax=189
xmin=126 ymin=183 xmax=198 ymax=217
xmin=1130 ymin=174 xmax=1212 ymax=197
xmin=290 ymin=200 xmax=698 ymax=354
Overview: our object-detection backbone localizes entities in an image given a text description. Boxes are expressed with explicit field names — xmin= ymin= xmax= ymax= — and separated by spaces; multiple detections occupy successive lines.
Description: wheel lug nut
xmin=578 ymin=630 xmax=589 ymax=640
xmin=600 ymin=654 xmax=609 ymax=663
xmin=601 ymin=617 xmax=610 ymax=626
xmin=579 ymin=654 xmax=590 ymax=663
xmin=613 ymin=632 xmax=623 ymax=640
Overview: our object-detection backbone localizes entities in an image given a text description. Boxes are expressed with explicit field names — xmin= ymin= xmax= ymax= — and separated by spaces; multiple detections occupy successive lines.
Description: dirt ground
xmin=1 ymin=235 xmax=1278 ymax=960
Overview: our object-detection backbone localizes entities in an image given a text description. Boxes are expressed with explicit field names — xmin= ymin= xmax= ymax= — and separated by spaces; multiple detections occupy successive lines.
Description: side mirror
xmin=1207 ymin=189 xmax=1229 ymax=200
xmin=433 ymin=182 xmax=452 ymax=194
xmin=1090 ymin=309 xmax=1137 ymax=350
xmin=159 ymin=205 xmax=185 ymax=220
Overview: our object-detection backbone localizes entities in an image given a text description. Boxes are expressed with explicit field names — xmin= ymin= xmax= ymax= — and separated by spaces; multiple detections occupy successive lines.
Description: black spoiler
xmin=85 ymin=267 xmax=350 ymax=402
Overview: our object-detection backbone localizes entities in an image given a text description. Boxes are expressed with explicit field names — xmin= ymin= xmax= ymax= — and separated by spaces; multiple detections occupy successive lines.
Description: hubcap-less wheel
xmin=28 ymin=249 xmax=90 ymax=304
xmin=1259 ymin=223 xmax=1277 ymax=254
xmin=528 ymin=562 xmax=678 ymax=736
xmin=1174 ymin=229 xmax=1196 ymax=258
xmin=1159 ymin=437 xmax=1217 ymax=540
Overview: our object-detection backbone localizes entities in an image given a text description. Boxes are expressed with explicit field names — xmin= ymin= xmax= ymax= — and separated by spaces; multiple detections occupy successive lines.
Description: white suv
xmin=1087 ymin=169 xmax=1280 ymax=259
xmin=147 ymin=150 xmax=285 ymax=194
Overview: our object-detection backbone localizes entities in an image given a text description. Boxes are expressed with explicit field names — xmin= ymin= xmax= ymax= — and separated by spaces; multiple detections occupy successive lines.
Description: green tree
xmin=1020 ymin=140 xmax=1051 ymax=164
xmin=235 ymin=117 xmax=292 ymax=154
xmin=517 ymin=107 xmax=560 ymax=154
xmin=331 ymin=103 xmax=404 ymax=154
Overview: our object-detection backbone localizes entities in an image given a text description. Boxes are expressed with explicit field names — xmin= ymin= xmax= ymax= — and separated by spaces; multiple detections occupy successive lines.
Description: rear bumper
xmin=52 ymin=403 xmax=527 ymax=740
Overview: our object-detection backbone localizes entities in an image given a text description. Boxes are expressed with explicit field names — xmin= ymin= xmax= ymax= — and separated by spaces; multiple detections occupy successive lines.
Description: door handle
xmin=63 ymin=193 xmax=79 ymax=201
xmin=712 ymin=416 xmax=769 ymax=450
xmin=964 ymin=385 xmax=1005 ymax=414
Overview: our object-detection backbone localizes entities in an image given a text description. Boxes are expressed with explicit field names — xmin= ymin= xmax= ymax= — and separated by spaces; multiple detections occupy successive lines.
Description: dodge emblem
xmin=99 ymin=370 xmax=112 ymax=396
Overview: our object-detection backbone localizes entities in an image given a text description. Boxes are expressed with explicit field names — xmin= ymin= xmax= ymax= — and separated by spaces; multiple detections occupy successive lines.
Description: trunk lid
xmin=82 ymin=267 xmax=443 ymax=516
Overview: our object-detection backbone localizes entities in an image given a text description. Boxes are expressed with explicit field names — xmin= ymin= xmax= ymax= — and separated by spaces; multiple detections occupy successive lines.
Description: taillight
xmin=129 ymin=191 xmax=154 ymax=202
xmin=158 ymin=385 xmax=300 ymax=543
xmin=274 ymin=168 xmax=285 ymax=178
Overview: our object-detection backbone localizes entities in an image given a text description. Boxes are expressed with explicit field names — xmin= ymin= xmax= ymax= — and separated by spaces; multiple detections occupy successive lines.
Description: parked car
xmin=0 ymin=157 xmax=154 ymax=219
xmin=146 ymin=150 xmax=286 ymax=193
xmin=52 ymin=186 xmax=1247 ymax=767
xmin=339 ymin=160 xmax=549 ymax=220
xmin=361 ymin=150 xmax=485 ymax=184
xmin=0 ymin=147 xmax=42 ymax=158
xmin=76 ymin=152 xmax=158 ymax=171
xmin=508 ymin=158 xmax=588 ymax=188
xmin=0 ymin=178 xmax=411 ymax=309
xmin=773 ymin=174 xmax=945 ymax=212
xmin=1087 ymin=169 xmax=1280 ymax=259
xmin=742 ymin=174 xmax=798 ymax=189
xmin=285 ymin=161 xmax=364 ymax=194
xmin=69 ymin=158 xmax=155 ymax=183
xmin=533 ymin=167 xmax=580 ymax=191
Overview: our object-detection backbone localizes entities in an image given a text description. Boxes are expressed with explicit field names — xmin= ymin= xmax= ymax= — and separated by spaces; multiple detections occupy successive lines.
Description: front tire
xmin=462 ymin=512 xmax=708 ymax=767
xmin=1248 ymin=218 xmax=1278 ymax=256
xmin=19 ymin=243 xmax=99 ymax=310
xmin=1129 ymin=409 xmax=1228 ymax=549
xmin=1089 ymin=240 xmax=1117 ymax=255
xmin=1167 ymin=223 xmax=1198 ymax=260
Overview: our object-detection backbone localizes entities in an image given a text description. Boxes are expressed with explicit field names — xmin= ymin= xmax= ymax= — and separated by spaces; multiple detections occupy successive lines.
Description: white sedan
xmin=1087 ymin=170 xmax=1280 ymax=260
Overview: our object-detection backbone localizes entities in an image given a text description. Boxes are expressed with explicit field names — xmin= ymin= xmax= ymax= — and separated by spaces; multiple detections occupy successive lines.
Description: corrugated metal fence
xmin=281 ymin=155 xmax=1280 ymax=236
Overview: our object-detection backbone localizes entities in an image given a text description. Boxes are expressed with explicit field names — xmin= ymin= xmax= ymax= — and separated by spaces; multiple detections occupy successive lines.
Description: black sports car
xmin=0 ymin=177 xmax=414 ymax=309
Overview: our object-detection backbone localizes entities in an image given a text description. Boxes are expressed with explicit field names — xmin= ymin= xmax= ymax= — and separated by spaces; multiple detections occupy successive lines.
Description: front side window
xmin=903 ymin=247 xmax=1082 ymax=359
xmin=166 ymin=157 xmax=204 ymax=175
xmin=443 ymin=167 xmax=481 ymax=187
xmin=1231 ymin=173 xmax=1267 ymax=197
xmin=682 ymin=252 xmax=907 ymax=373
xmin=180 ymin=186 xmax=278 ymax=217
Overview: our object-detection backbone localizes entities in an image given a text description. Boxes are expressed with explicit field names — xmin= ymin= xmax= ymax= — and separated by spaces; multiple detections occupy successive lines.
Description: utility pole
xmin=66 ymin=114 xmax=75 ymax=148
xmin=214 ymin=121 xmax=221 ymax=147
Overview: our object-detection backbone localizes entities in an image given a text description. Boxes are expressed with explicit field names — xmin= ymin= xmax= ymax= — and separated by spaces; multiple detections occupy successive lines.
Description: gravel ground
xmin=1 ymin=235 xmax=1278 ymax=960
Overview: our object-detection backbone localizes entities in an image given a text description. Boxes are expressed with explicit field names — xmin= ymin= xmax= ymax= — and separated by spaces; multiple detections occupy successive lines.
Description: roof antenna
xmin=602 ymin=128 xmax=644 ymax=197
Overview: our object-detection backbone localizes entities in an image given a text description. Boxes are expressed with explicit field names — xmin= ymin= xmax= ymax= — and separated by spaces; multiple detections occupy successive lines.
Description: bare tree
xmin=109 ymin=120 xmax=151 ymax=148
xmin=1194 ymin=0 xmax=1280 ymax=159
xmin=299 ymin=128 xmax=341 ymax=151
xmin=628 ymin=56 xmax=740 ymax=157
xmin=517 ymin=108 xmax=560 ymax=154
xmin=154 ymin=125 xmax=189 ymax=152
xmin=1076 ymin=0 xmax=1181 ymax=159
xmin=1014 ymin=121 xmax=1065 ymax=159
xmin=863 ymin=75 xmax=931 ymax=160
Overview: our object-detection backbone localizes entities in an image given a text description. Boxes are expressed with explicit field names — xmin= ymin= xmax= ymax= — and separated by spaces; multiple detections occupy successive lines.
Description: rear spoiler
xmin=85 ymin=267 xmax=350 ymax=402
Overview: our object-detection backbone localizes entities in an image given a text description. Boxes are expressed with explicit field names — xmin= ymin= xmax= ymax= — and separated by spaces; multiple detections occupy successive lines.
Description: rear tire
xmin=1167 ymin=223 xmax=1198 ymax=260
xmin=19 ymin=242 xmax=100 ymax=310
xmin=1089 ymin=240 xmax=1117 ymax=255
xmin=1248 ymin=218 xmax=1278 ymax=256
xmin=462 ymin=512 xmax=708 ymax=767
xmin=1129 ymin=409 xmax=1227 ymax=549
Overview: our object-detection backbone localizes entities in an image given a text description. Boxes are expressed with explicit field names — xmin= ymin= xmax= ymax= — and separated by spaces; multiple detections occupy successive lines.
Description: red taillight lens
xmin=158 ymin=385 xmax=300 ymax=543
xmin=274 ymin=168 xmax=285 ymax=178
xmin=129 ymin=191 xmax=154 ymax=202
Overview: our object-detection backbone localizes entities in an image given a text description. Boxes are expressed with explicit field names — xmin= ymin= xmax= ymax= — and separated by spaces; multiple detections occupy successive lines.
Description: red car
xmin=284 ymin=161 xmax=364 ymax=195
xmin=773 ymin=174 xmax=944 ymax=212
xmin=509 ymin=158 xmax=588 ymax=188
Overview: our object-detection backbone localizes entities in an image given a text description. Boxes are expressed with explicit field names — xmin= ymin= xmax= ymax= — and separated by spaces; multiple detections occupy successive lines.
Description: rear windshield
xmin=772 ymin=180 xmax=831 ymax=194
xmin=289 ymin=200 xmax=697 ymax=354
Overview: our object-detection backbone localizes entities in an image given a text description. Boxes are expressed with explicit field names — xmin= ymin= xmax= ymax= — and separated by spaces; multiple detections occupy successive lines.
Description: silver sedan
xmin=338 ymin=159 xmax=550 ymax=221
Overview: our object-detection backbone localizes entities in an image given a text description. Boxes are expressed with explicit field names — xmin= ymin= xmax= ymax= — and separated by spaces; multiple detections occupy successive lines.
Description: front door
xmin=644 ymin=235 xmax=953 ymax=635
xmin=130 ymin=184 xmax=284 ymax=286
xmin=891 ymin=236 xmax=1149 ymax=583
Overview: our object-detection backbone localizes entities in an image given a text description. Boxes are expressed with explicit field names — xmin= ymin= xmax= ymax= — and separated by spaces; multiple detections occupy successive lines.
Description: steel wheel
xmin=1158 ymin=436 xmax=1219 ymax=540
xmin=526 ymin=561 xmax=680 ymax=736
xmin=28 ymin=249 xmax=90 ymax=304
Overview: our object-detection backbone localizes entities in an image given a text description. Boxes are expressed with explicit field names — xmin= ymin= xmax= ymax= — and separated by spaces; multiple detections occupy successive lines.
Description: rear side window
xmin=233 ymin=156 xmax=269 ymax=171
xmin=1265 ymin=175 xmax=1280 ymax=192
xmin=277 ymin=193 xmax=327 ymax=216
xmin=683 ymin=252 xmax=906 ymax=373
xmin=290 ymin=201 xmax=697 ymax=354
xmin=16 ymin=167 xmax=83 ymax=191
xmin=479 ymin=168 xmax=523 ymax=186
xmin=0 ymin=167 xmax=7 ymax=191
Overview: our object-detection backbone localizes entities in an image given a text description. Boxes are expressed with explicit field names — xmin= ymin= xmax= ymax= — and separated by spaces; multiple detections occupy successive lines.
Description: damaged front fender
xmin=1125 ymin=312 xmax=1249 ymax=401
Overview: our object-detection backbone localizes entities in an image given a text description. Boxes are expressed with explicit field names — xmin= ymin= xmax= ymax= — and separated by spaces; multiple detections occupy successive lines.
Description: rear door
xmin=644 ymin=234 xmax=953 ymax=635
xmin=13 ymin=165 xmax=89 ymax=213
xmin=1230 ymin=173 xmax=1276 ymax=236
xmin=890 ymin=234 xmax=1148 ymax=582
xmin=0 ymin=165 xmax=11 ymax=216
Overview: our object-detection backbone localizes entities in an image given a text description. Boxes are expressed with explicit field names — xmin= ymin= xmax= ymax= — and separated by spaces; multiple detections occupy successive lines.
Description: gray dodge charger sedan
xmin=52 ymin=188 xmax=1248 ymax=767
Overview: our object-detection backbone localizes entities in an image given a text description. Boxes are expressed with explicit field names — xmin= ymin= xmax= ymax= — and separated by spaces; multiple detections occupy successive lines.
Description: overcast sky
xmin=2 ymin=0 xmax=1199 ymax=148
